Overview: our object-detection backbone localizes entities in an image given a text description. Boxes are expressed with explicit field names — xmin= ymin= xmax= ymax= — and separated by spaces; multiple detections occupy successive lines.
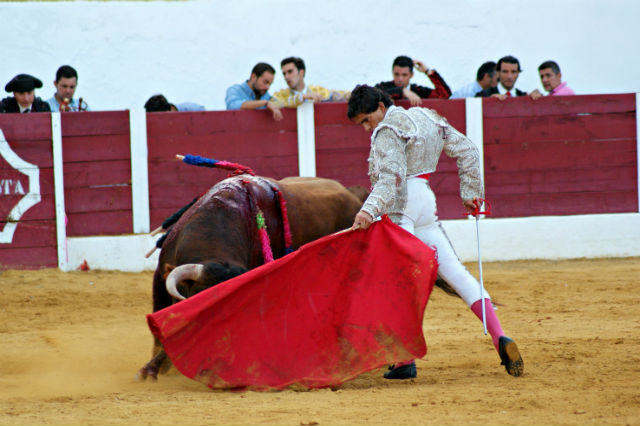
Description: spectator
xmin=450 ymin=61 xmax=498 ymax=99
xmin=144 ymin=94 xmax=205 ymax=112
xmin=530 ymin=61 xmax=575 ymax=100
xmin=225 ymin=62 xmax=282 ymax=121
xmin=270 ymin=57 xmax=350 ymax=108
xmin=476 ymin=55 xmax=527 ymax=99
xmin=0 ymin=74 xmax=50 ymax=113
xmin=375 ymin=55 xmax=451 ymax=106
xmin=46 ymin=65 xmax=89 ymax=112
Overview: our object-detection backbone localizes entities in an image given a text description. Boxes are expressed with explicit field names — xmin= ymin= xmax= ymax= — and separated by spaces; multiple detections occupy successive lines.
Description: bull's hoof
xmin=498 ymin=336 xmax=524 ymax=377
xmin=383 ymin=362 xmax=417 ymax=379
xmin=135 ymin=366 xmax=159 ymax=382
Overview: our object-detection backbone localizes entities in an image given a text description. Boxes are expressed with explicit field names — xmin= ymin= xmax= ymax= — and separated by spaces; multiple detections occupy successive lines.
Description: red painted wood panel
xmin=0 ymin=114 xmax=52 ymax=140
xmin=314 ymin=102 xmax=370 ymax=189
xmin=61 ymin=112 xmax=132 ymax=236
xmin=482 ymin=93 xmax=635 ymax=118
xmin=2 ymin=220 xmax=56 ymax=248
xmin=484 ymin=114 xmax=635 ymax=144
xmin=0 ymin=116 xmax=57 ymax=269
xmin=147 ymin=109 xmax=299 ymax=228
xmin=485 ymin=139 xmax=636 ymax=171
xmin=485 ymin=167 xmax=637 ymax=195
xmin=66 ymin=211 xmax=133 ymax=237
xmin=62 ymin=135 xmax=131 ymax=162
xmin=314 ymin=100 xmax=469 ymax=219
xmin=483 ymin=94 xmax=637 ymax=217
xmin=0 ymin=246 xmax=57 ymax=269
xmin=488 ymin=191 xmax=633 ymax=217
xmin=61 ymin=111 xmax=130 ymax=136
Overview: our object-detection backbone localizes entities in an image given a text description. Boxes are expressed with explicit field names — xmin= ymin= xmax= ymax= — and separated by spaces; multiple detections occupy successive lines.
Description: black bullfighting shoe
xmin=498 ymin=336 xmax=524 ymax=377
xmin=383 ymin=362 xmax=417 ymax=379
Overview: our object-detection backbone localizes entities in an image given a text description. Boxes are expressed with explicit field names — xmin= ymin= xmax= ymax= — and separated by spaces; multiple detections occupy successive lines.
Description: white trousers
xmin=397 ymin=177 xmax=489 ymax=307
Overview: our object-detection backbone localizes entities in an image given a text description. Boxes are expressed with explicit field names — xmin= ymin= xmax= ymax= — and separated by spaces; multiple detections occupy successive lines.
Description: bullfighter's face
xmin=351 ymin=102 xmax=387 ymax=133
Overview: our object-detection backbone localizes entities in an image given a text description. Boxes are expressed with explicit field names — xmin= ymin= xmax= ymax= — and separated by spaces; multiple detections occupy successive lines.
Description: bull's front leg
xmin=135 ymin=349 xmax=168 ymax=381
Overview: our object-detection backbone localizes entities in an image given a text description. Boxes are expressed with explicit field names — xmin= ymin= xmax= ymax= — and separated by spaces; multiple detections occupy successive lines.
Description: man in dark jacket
xmin=375 ymin=55 xmax=451 ymax=106
xmin=475 ymin=56 xmax=528 ymax=99
xmin=0 ymin=74 xmax=51 ymax=113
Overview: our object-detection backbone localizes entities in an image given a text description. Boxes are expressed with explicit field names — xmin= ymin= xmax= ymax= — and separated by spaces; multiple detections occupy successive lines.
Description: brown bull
xmin=137 ymin=174 xmax=365 ymax=380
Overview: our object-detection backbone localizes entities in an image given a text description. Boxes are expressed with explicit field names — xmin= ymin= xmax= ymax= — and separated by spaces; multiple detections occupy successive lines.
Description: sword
xmin=466 ymin=198 xmax=491 ymax=335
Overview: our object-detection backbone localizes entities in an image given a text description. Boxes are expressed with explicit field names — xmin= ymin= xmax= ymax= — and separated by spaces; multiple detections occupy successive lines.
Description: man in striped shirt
xmin=270 ymin=57 xmax=350 ymax=108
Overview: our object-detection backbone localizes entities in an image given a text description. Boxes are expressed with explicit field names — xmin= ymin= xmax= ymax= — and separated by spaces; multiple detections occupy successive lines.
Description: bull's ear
xmin=163 ymin=264 xmax=175 ymax=279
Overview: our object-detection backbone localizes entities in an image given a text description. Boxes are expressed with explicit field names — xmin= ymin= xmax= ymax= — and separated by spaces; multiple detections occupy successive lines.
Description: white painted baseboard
xmin=65 ymin=213 xmax=640 ymax=272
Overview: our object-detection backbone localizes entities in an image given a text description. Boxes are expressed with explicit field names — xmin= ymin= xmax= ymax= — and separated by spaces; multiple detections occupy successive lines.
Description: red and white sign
xmin=0 ymin=129 xmax=41 ymax=244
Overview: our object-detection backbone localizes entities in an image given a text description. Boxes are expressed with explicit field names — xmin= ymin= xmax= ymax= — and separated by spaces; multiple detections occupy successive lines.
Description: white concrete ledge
xmin=65 ymin=213 xmax=640 ymax=271
xmin=67 ymin=234 xmax=160 ymax=272
xmin=442 ymin=212 xmax=640 ymax=262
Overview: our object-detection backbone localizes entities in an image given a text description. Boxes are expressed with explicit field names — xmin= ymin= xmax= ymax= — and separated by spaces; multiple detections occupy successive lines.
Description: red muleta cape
xmin=147 ymin=216 xmax=438 ymax=390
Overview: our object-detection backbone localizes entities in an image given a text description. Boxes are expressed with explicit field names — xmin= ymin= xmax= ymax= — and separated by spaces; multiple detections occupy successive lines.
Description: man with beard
xmin=0 ymin=74 xmax=51 ymax=113
xmin=225 ymin=62 xmax=282 ymax=121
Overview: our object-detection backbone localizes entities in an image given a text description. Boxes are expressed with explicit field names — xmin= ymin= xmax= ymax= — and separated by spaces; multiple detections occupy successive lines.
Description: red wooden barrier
xmin=2 ymin=94 xmax=638 ymax=271
xmin=0 ymin=114 xmax=57 ymax=269
xmin=146 ymin=109 xmax=299 ymax=228
xmin=483 ymin=94 xmax=637 ymax=217
xmin=61 ymin=111 xmax=133 ymax=236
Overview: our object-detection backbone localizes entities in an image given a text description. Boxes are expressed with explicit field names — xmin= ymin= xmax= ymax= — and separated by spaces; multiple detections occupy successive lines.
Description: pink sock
xmin=470 ymin=299 xmax=504 ymax=351
xmin=395 ymin=359 xmax=414 ymax=367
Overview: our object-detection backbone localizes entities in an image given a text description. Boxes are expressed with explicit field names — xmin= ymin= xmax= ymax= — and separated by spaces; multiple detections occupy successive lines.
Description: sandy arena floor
xmin=0 ymin=258 xmax=638 ymax=426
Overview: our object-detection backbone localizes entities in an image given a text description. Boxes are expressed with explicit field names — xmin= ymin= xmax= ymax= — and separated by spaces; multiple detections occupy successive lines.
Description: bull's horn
xmin=166 ymin=264 xmax=204 ymax=300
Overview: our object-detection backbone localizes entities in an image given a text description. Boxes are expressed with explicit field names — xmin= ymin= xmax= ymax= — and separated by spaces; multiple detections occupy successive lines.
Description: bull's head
xmin=165 ymin=262 xmax=248 ymax=300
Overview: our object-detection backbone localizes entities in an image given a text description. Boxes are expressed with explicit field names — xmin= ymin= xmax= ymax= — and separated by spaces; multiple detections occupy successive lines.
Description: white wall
xmin=1 ymin=0 xmax=638 ymax=112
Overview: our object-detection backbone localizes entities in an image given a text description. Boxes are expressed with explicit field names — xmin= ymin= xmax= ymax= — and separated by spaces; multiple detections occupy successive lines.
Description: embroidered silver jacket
xmin=361 ymin=105 xmax=483 ymax=222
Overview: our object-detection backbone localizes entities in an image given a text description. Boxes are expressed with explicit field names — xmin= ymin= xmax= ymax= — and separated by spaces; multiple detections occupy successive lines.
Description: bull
xmin=137 ymin=174 xmax=366 ymax=380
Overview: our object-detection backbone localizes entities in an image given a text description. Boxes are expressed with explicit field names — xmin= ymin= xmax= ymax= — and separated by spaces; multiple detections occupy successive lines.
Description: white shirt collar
xmin=498 ymin=84 xmax=518 ymax=96
xmin=292 ymin=83 xmax=307 ymax=95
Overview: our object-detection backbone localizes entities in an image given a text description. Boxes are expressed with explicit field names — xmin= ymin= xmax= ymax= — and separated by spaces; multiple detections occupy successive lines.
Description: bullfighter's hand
xmin=463 ymin=198 xmax=480 ymax=215
xmin=352 ymin=211 xmax=374 ymax=230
